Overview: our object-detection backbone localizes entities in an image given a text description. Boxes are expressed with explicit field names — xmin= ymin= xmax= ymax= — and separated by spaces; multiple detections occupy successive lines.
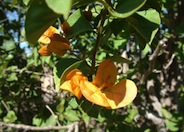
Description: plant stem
xmin=91 ymin=9 xmax=107 ymax=74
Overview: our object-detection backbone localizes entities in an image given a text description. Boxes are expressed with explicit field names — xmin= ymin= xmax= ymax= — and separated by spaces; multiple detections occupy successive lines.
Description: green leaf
xmin=25 ymin=0 xmax=60 ymax=44
xmin=7 ymin=66 xmax=18 ymax=71
xmin=125 ymin=109 xmax=138 ymax=123
xmin=162 ymin=108 xmax=172 ymax=119
xmin=45 ymin=0 xmax=72 ymax=19
xmin=72 ymin=0 xmax=95 ymax=7
xmin=32 ymin=116 xmax=44 ymax=126
xmin=7 ymin=73 xmax=18 ymax=81
xmin=166 ymin=121 xmax=179 ymax=131
xmin=22 ymin=0 xmax=31 ymax=5
xmin=55 ymin=58 xmax=79 ymax=78
xmin=100 ymin=0 xmax=146 ymax=18
xmin=127 ymin=9 xmax=161 ymax=47
xmin=109 ymin=55 xmax=131 ymax=64
xmin=67 ymin=9 xmax=93 ymax=38
xmin=110 ymin=19 xmax=125 ymax=36
xmin=97 ymin=113 xmax=106 ymax=123
xmin=68 ymin=98 xmax=79 ymax=109
xmin=81 ymin=113 xmax=90 ymax=123
xmin=64 ymin=109 xmax=80 ymax=121
xmin=56 ymin=99 xmax=65 ymax=113
xmin=3 ymin=110 xmax=17 ymax=123
xmin=142 ymin=44 xmax=151 ymax=56
xmin=5 ymin=54 xmax=14 ymax=61
xmin=45 ymin=115 xmax=57 ymax=126
xmin=1 ymin=40 xmax=16 ymax=51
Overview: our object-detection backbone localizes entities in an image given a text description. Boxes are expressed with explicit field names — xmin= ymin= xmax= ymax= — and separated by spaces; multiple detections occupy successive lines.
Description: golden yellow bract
xmin=38 ymin=46 xmax=52 ymax=56
xmin=38 ymin=26 xmax=59 ymax=45
xmin=60 ymin=59 xmax=137 ymax=109
xmin=92 ymin=59 xmax=117 ymax=89
xmin=38 ymin=26 xmax=71 ymax=56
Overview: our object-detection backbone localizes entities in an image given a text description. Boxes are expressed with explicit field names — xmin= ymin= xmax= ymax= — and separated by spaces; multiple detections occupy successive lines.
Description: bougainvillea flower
xmin=38 ymin=26 xmax=71 ymax=56
xmin=61 ymin=69 xmax=85 ymax=99
xmin=38 ymin=26 xmax=59 ymax=45
xmin=60 ymin=59 xmax=137 ymax=109
xmin=38 ymin=46 xmax=52 ymax=56
xmin=92 ymin=59 xmax=117 ymax=89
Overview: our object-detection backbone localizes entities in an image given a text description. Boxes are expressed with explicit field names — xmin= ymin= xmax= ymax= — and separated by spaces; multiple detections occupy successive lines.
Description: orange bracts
xmin=38 ymin=26 xmax=71 ymax=56
xmin=60 ymin=59 xmax=137 ymax=109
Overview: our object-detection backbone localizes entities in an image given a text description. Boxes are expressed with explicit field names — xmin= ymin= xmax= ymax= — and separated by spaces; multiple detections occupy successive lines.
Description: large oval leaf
xmin=126 ymin=8 xmax=161 ymax=47
xmin=45 ymin=0 xmax=72 ymax=19
xmin=100 ymin=0 xmax=146 ymax=18
xmin=25 ymin=0 xmax=60 ymax=44
xmin=66 ymin=9 xmax=93 ymax=38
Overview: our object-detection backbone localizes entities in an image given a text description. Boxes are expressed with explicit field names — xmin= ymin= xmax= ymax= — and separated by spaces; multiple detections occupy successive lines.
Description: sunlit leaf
xmin=45 ymin=0 xmax=72 ymax=19
xmin=3 ymin=110 xmax=17 ymax=123
xmin=100 ymin=0 xmax=146 ymax=18
xmin=68 ymin=98 xmax=79 ymax=109
xmin=7 ymin=73 xmax=18 ymax=81
xmin=1 ymin=40 xmax=15 ymax=51
xmin=45 ymin=115 xmax=57 ymax=126
xmin=32 ymin=116 xmax=43 ymax=126
xmin=166 ymin=121 xmax=179 ymax=132
xmin=22 ymin=0 xmax=31 ymax=5
xmin=72 ymin=0 xmax=95 ymax=7
xmin=64 ymin=109 xmax=80 ymax=121
xmin=127 ymin=8 xmax=161 ymax=47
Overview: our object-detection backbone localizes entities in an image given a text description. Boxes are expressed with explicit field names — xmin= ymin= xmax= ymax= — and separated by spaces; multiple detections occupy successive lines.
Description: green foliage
xmin=45 ymin=0 xmax=72 ymax=19
xmin=1 ymin=0 xmax=184 ymax=131
xmin=101 ymin=0 xmax=146 ymax=18
xmin=127 ymin=8 xmax=161 ymax=47
xmin=162 ymin=108 xmax=184 ymax=132
xmin=3 ymin=110 xmax=17 ymax=123
xmin=67 ymin=9 xmax=93 ymax=38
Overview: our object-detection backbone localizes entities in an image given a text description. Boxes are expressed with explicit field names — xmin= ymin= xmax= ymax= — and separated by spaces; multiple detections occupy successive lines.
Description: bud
xmin=83 ymin=10 xmax=92 ymax=21
xmin=61 ymin=21 xmax=71 ymax=35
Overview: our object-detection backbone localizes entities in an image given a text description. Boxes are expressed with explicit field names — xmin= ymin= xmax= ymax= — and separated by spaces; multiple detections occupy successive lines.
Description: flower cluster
xmin=38 ymin=25 xmax=137 ymax=109
xmin=60 ymin=59 xmax=137 ymax=109
xmin=38 ymin=26 xmax=71 ymax=56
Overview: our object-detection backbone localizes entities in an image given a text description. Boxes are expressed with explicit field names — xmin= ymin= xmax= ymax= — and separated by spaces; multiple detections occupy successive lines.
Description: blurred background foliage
xmin=0 ymin=0 xmax=184 ymax=132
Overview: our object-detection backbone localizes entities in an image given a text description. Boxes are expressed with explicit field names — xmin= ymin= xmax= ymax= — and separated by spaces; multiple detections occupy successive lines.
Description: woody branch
xmin=0 ymin=121 xmax=79 ymax=132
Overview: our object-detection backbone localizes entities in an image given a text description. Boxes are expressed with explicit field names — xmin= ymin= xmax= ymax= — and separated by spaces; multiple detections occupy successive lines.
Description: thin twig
xmin=139 ymin=38 xmax=168 ymax=132
xmin=164 ymin=54 xmax=175 ymax=70
xmin=139 ymin=38 xmax=167 ymax=85
xmin=45 ymin=105 xmax=61 ymax=126
xmin=0 ymin=18 xmax=8 ymax=23
xmin=1 ymin=100 xmax=9 ymax=112
xmin=91 ymin=9 xmax=107 ymax=73
xmin=9 ymin=69 xmax=53 ymax=78
xmin=0 ymin=121 xmax=78 ymax=131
